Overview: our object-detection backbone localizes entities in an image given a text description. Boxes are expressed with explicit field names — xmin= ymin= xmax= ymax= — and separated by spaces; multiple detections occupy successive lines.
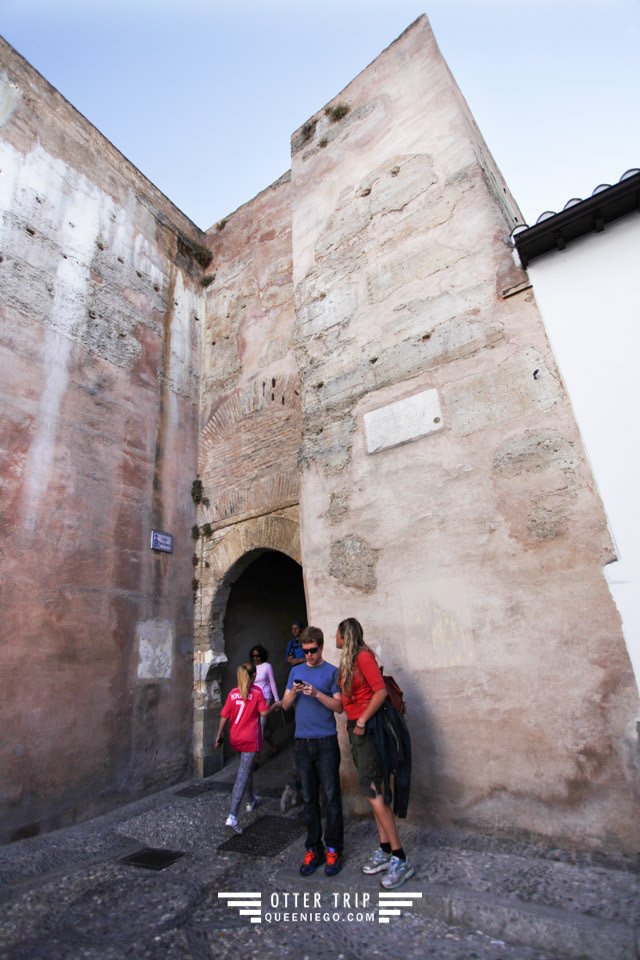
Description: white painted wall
xmin=528 ymin=216 xmax=640 ymax=690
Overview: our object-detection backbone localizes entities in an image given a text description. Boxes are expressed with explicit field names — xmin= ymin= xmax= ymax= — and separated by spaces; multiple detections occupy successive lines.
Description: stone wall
xmin=193 ymin=174 xmax=303 ymax=774
xmin=198 ymin=172 xmax=299 ymax=529
xmin=290 ymin=17 xmax=639 ymax=850
xmin=2 ymin=15 xmax=638 ymax=852
xmin=0 ymin=41 xmax=206 ymax=840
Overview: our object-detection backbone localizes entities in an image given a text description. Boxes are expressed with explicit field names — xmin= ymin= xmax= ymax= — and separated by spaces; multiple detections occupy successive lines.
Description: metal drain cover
xmin=218 ymin=815 xmax=305 ymax=856
xmin=119 ymin=847 xmax=186 ymax=870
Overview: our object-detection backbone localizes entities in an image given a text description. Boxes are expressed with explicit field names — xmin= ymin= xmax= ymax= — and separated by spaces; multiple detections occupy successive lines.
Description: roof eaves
xmin=513 ymin=170 xmax=640 ymax=268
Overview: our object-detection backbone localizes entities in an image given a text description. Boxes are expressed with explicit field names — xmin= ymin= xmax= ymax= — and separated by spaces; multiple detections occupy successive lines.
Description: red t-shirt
xmin=341 ymin=650 xmax=386 ymax=721
xmin=220 ymin=684 xmax=268 ymax=752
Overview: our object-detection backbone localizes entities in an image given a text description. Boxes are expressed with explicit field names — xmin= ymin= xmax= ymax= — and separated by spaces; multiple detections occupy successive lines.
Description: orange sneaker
xmin=299 ymin=849 xmax=325 ymax=876
xmin=325 ymin=848 xmax=343 ymax=877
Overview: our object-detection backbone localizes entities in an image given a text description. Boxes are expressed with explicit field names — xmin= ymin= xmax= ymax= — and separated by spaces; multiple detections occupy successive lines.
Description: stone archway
xmin=219 ymin=550 xmax=306 ymax=764
xmin=193 ymin=508 xmax=302 ymax=776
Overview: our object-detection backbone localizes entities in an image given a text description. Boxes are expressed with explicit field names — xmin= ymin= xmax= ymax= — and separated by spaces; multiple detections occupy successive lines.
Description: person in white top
xmin=249 ymin=645 xmax=281 ymax=754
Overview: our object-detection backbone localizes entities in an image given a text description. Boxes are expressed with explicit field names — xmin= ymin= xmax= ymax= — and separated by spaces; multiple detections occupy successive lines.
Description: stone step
xmin=2 ymin=778 xmax=637 ymax=960
xmin=414 ymin=878 xmax=636 ymax=960
xmin=308 ymin=823 xmax=640 ymax=960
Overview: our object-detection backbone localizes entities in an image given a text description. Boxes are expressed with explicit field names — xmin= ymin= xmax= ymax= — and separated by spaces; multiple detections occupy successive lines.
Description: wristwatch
xmin=356 ymin=719 xmax=366 ymax=729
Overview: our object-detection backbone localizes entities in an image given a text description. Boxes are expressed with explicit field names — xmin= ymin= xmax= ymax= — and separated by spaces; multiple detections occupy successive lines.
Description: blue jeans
xmin=294 ymin=735 xmax=343 ymax=853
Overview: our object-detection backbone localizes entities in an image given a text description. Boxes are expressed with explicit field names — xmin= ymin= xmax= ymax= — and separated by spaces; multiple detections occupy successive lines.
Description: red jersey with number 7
xmin=220 ymin=684 xmax=268 ymax=752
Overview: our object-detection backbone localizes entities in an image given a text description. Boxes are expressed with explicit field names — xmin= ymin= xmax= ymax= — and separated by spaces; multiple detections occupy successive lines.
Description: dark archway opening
xmin=221 ymin=549 xmax=307 ymax=765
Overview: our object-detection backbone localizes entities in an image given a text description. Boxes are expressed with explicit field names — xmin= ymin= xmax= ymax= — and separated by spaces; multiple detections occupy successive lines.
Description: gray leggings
xmin=229 ymin=752 xmax=256 ymax=817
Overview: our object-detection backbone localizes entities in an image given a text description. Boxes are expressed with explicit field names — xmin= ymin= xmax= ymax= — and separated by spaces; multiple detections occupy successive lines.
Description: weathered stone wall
xmin=198 ymin=172 xmax=299 ymax=529
xmin=0 ymin=41 xmax=205 ymax=840
xmin=2 ymin=14 xmax=638 ymax=853
xmin=291 ymin=17 xmax=639 ymax=850
xmin=193 ymin=175 xmax=303 ymax=774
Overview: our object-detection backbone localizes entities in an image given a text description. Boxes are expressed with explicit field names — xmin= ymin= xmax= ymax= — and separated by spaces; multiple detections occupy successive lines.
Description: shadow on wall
xmin=338 ymin=667 xmax=443 ymax=823
xmin=400 ymin=676 xmax=443 ymax=822
xmin=220 ymin=550 xmax=307 ymax=760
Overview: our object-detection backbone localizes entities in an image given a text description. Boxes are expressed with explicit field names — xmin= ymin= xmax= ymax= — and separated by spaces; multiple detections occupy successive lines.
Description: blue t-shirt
xmin=287 ymin=661 xmax=340 ymax=738
xmin=286 ymin=635 xmax=304 ymax=660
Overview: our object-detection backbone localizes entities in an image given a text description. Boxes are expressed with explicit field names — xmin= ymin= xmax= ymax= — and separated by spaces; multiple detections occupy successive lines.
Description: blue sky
xmin=1 ymin=0 xmax=638 ymax=230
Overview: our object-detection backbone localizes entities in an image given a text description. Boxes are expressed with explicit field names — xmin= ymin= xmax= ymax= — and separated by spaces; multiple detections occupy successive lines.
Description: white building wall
xmin=528 ymin=215 xmax=640 ymax=690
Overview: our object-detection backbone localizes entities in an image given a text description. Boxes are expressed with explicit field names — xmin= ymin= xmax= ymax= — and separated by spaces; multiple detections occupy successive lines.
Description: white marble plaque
xmin=364 ymin=387 xmax=443 ymax=454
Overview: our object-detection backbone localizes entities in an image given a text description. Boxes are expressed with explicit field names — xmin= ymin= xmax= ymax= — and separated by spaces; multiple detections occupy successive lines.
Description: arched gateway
xmin=193 ymin=509 xmax=303 ymax=776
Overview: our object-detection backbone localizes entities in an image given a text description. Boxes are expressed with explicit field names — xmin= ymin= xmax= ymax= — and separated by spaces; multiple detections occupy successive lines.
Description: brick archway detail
xmin=207 ymin=511 xmax=301 ymax=582
xmin=201 ymin=376 xmax=300 ymax=448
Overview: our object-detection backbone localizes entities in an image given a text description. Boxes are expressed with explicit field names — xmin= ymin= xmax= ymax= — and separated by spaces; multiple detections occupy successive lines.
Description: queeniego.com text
xmin=264 ymin=892 xmax=375 ymax=923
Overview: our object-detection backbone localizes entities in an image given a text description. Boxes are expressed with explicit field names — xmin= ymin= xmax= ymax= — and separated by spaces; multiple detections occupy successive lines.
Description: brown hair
xmin=300 ymin=625 xmax=324 ymax=647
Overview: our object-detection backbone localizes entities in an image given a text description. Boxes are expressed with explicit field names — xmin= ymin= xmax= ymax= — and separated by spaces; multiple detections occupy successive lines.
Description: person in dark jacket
xmin=366 ymin=698 xmax=411 ymax=817
xmin=336 ymin=618 xmax=415 ymax=890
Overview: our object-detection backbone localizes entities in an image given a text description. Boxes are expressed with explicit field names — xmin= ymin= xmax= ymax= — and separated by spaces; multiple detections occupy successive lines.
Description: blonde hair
xmin=237 ymin=662 xmax=256 ymax=699
xmin=338 ymin=618 xmax=371 ymax=697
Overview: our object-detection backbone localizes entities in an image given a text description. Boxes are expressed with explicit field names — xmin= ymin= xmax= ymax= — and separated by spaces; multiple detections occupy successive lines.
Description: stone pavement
xmin=0 ymin=751 xmax=638 ymax=960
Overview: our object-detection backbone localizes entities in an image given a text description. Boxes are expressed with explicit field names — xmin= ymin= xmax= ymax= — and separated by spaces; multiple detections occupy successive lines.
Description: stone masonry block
xmin=300 ymin=415 xmax=355 ymax=474
xmin=446 ymin=349 xmax=561 ymax=436
xmin=492 ymin=429 xmax=579 ymax=477
xmin=329 ymin=534 xmax=380 ymax=593
xmin=296 ymin=283 xmax=358 ymax=338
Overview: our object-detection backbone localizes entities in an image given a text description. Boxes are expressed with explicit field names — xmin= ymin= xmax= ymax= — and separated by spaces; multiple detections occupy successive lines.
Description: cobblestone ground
xmin=1 ymin=757 xmax=638 ymax=960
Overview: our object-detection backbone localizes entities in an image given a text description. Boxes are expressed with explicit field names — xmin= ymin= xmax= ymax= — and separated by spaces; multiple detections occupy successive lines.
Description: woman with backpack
xmin=336 ymin=617 xmax=415 ymax=890
xmin=215 ymin=661 xmax=280 ymax=834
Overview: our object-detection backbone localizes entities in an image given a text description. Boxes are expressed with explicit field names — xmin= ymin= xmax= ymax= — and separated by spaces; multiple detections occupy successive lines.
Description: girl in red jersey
xmin=215 ymin=662 xmax=279 ymax=833
xmin=336 ymin=618 xmax=415 ymax=890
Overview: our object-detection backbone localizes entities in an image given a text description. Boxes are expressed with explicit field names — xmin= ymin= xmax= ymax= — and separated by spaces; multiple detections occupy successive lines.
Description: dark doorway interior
xmin=221 ymin=550 xmax=307 ymax=760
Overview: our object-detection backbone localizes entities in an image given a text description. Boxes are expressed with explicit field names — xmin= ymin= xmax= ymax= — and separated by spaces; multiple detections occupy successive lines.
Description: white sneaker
xmin=381 ymin=855 xmax=415 ymax=889
xmin=245 ymin=796 xmax=261 ymax=813
xmin=362 ymin=846 xmax=393 ymax=874
xmin=225 ymin=814 xmax=242 ymax=834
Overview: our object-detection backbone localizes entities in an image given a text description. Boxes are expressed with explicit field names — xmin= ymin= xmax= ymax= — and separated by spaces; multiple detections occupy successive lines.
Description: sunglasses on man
xmin=302 ymin=646 xmax=319 ymax=655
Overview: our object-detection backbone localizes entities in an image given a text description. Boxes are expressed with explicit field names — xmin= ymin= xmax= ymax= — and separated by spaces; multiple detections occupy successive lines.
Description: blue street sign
xmin=151 ymin=530 xmax=173 ymax=553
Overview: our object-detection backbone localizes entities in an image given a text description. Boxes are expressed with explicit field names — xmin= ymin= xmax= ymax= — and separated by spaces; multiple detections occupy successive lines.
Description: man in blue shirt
xmin=285 ymin=621 xmax=305 ymax=666
xmin=282 ymin=626 xmax=344 ymax=877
